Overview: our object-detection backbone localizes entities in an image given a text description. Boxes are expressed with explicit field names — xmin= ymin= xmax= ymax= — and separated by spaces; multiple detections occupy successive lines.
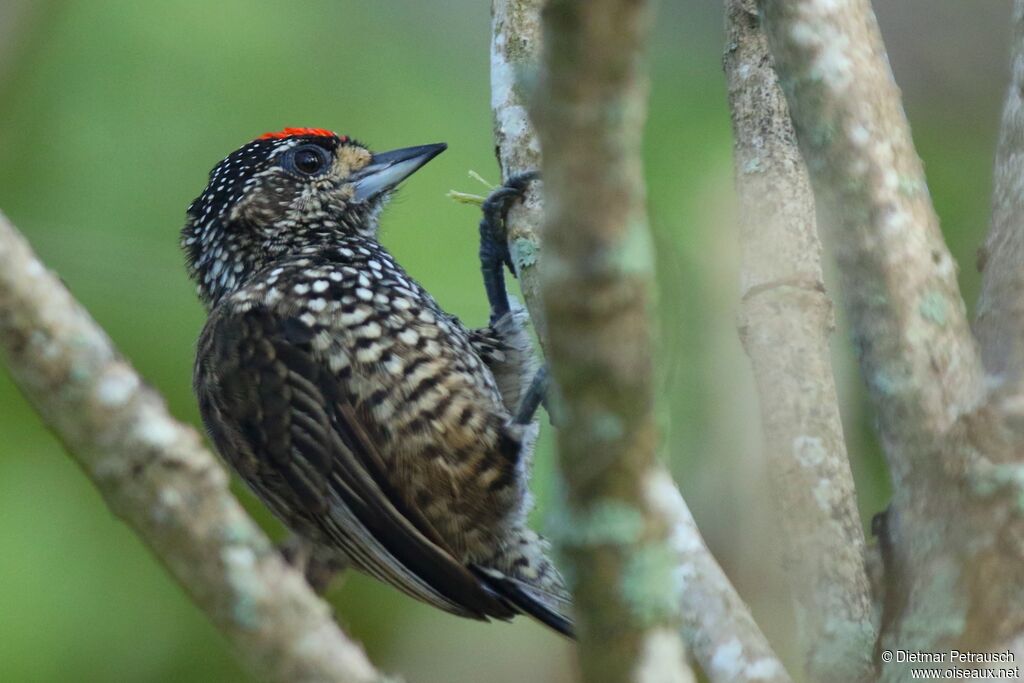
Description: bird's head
xmin=182 ymin=127 xmax=445 ymax=305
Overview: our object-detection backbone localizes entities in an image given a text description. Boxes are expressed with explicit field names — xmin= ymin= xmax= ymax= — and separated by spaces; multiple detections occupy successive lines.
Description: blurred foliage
xmin=0 ymin=1 xmax=1006 ymax=681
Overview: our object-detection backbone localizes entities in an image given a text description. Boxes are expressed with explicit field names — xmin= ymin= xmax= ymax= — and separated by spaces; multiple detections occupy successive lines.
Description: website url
xmin=910 ymin=668 xmax=1021 ymax=680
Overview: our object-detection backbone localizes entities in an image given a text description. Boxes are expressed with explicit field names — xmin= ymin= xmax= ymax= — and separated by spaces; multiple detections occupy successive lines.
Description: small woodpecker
xmin=181 ymin=127 xmax=572 ymax=636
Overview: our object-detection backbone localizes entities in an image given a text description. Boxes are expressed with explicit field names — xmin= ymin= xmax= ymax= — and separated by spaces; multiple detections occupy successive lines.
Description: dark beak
xmin=350 ymin=143 xmax=447 ymax=203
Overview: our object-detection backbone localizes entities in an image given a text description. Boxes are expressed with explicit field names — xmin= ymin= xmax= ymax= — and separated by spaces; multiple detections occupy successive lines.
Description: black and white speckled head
xmin=182 ymin=127 xmax=445 ymax=305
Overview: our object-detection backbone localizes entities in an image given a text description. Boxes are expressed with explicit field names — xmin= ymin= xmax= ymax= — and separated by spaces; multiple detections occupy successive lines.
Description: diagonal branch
xmin=756 ymin=0 xmax=985 ymax=485
xmin=977 ymin=0 xmax=1024 ymax=399
xmin=0 ymin=213 xmax=391 ymax=683
xmin=660 ymin=472 xmax=794 ymax=683
xmin=724 ymin=2 xmax=874 ymax=681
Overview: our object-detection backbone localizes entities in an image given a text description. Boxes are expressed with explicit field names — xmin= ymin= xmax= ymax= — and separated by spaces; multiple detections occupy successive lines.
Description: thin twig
xmin=0 ymin=212 xmax=392 ymax=683
xmin=724 ymin=2 xmax=874 ymax=680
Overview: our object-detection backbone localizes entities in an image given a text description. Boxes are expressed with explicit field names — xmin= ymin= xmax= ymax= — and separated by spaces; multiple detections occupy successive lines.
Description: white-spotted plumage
xmin=184 ymin=129 xmax=573 ymax=637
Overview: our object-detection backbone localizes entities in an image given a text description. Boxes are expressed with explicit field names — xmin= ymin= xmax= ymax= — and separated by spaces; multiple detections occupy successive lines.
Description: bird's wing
xmin=198 ymin=304 xmax=516 ymax=621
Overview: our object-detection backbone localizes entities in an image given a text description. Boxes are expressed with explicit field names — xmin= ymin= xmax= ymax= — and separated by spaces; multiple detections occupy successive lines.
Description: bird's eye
xmin=289 ymin=145 xmax=329 ymax=176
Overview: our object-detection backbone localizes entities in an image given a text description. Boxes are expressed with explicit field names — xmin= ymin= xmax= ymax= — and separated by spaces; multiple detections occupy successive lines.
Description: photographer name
xmin=891 ymin=650 xmax=1015 ymax=664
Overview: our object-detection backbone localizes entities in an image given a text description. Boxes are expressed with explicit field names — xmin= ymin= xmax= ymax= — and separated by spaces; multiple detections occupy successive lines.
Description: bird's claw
xmin=514 ymin=363 xmax=550 ymax=425
xmin=479 ymin=171 xmax=540 ymax=322
xmin=480 ymin=171 xmax=539 ymax=276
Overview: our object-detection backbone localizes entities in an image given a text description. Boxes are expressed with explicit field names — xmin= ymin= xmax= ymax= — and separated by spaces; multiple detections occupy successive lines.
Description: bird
xmin=180 ymin=127 xmax=573 ymax=637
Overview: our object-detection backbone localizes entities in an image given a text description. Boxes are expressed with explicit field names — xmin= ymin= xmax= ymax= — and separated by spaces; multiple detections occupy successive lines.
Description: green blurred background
xmin=0 ymin=1 xmax=1009 ymax=681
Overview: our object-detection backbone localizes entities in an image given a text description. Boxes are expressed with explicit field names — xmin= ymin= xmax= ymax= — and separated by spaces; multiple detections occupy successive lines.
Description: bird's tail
xmin=471 ymin=528 xmax=575 ymax=638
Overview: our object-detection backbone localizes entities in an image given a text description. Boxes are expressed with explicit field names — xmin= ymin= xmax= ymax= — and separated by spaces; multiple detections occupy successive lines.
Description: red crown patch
xmin=258 ymin=127 xmax=348 ymax=141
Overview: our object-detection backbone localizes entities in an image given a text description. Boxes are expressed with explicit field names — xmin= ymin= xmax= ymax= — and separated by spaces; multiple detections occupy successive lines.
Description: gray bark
xmin=724 ymin=2 xmax=875 ymax=680
xmin=760 ymin=0 xmax=1024 ymax=677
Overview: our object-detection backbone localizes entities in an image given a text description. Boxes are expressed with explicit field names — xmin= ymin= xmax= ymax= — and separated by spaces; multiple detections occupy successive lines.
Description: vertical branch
xmin=724 ymin=2 xmax=874 ymax=680
xmin=755 ymin=0 xmax=1024 ymax=673
xmin=492 ymin=3 xmax=794 ymax=681
xmin=491 ymin=0 xmax=548 ymax=343
xmin=757 ymin=0 xmax=985 ymax=486
xmin=977 ymin=0 xmax=1024 ymax=395
xmin=0 ymin=214 xmax=391 ymax=683
xmin=530 ymin=1 xmax=690 ymax=680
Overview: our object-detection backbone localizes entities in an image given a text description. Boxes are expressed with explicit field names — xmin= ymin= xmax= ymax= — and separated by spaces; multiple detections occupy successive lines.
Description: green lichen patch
xmin=588 ymin=410 xmax=625 ymax=443
xmin=742 ymin=157 xmax=763 ymax=174
xmin=919 ymin=291 xmax=947 ymax=326
xmin=616 ymin=217 xmax=655 ymax=276
xmin=898 ymin=176 xmax=927 ymax=197
xmin=869 ymin=370 xmax=901 ymax=397
xmin=620 ymin=541 xmax=683 ymax=625
xmin=550 ymin=499 xmax=645 ymax=548
xmin=231 ymin=592 xmax=260 ymax=631
xmin=219 ymin=518 xmax=269 ymax=550
xmin=221 ymin=546 xmax=263 ymax=631
xmin=511 ymin=236 xmax=539 ymax=271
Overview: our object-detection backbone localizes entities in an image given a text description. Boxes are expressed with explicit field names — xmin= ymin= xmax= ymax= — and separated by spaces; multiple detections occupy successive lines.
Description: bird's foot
xmin=279 ymin=535 xmax=348 ymax=595
xmin=514 ymin=364 xmax=550 ymax=425
xmin=479 ymin=171 xmax=540 ymax=324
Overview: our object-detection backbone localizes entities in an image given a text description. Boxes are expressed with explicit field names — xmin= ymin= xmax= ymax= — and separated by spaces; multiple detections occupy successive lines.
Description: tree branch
xmin=723 ymin=2 xmax=874 ymax=680
xmin=756 ymin=0 xmax=1024 ymax=673
xmin=531 ymin=1 xmax=690 ymax=678
xmin=491 ymin=0 xmax=547 ymax=344
xmin=757 ymin=0 xmax=985 ymax=488
xmin=977 ymin=0 xmax=1024 ymax=396
xmin=526 ymin=1 xmax=792 ymax=681
xmin=0 ymin=213 xmax=391 ymax=683
xmin=490 ymin=2 xmax=793 ymax=681
xmin=659 ymin=471 xmax=794 ymax=683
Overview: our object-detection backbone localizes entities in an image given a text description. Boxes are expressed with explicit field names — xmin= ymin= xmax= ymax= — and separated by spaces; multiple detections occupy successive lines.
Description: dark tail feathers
xmin=471 ymin=565 xmax=575 ymax=638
